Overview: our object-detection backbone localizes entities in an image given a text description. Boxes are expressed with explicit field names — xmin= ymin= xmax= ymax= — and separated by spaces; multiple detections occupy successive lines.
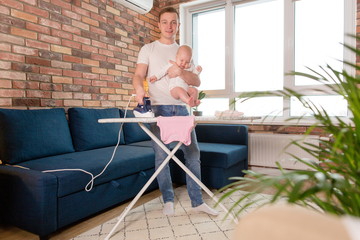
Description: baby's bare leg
xmin=188 ymin=87 xmax=200 ymax=106
xmin=170 ymin=87 xmax=195 ymax=107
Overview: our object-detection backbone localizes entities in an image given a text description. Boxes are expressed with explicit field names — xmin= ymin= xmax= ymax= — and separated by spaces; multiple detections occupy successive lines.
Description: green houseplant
xmin=192 ymin=90 xmax=206 ymax=116
xmin=217 ymin=37 xmax=360 ymax=218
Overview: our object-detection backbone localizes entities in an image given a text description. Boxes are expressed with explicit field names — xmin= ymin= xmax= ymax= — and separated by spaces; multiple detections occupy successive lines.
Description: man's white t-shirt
xmin=137 ymin=40 xmax=184 ymax=105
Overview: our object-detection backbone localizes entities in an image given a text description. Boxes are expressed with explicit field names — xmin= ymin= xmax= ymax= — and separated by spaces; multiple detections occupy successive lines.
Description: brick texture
xmin=0 ymin=0 xmax=167 ymax=108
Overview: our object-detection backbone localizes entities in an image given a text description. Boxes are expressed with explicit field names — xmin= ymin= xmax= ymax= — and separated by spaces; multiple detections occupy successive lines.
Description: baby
xmin=149 ymin=45 xmax=202 ymax=107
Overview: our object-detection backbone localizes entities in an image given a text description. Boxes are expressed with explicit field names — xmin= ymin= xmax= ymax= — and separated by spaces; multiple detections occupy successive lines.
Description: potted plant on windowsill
xmin=217 ymin=36 xmax=360 ymax=220
xmin=192 ymin=90 xmax=206 ymax=116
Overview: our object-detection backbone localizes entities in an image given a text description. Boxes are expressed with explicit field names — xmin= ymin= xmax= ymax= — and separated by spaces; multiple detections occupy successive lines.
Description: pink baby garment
xmin=156 ymin=116 xmax=195 ymax=146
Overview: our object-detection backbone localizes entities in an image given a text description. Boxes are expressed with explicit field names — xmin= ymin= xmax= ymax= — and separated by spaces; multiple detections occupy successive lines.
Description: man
xmin=132 ymin=7 xmax=218 ymax=216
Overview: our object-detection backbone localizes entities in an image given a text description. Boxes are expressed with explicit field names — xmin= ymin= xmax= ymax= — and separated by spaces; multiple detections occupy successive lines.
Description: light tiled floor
xmin=73 ymin=187 xmax=272 ymax=240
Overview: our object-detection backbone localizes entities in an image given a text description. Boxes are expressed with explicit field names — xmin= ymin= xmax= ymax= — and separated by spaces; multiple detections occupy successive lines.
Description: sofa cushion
xmin=196 ymin=124 xmax=248 ymax=145
xmin=197 ymin=142 xmax=248 ymax=168
xmin=0 ymin=108 xmax=75 ymax=164
xmin=130 ymin=141 xmax=247 ymax=168
xmin=57 ymin=167 xmax=158 ymax=229
xmin=19 ymin=145 xmax=156 ymax=197
xmin=68 ymin=108 xmax=125 ymax=151
xmin=121 ymin=110 xmax=151 ymax=144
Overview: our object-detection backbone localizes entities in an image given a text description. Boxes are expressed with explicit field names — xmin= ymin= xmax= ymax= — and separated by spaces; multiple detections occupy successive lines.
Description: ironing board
xmin=98 ymin=116 xmax=259 ymax=240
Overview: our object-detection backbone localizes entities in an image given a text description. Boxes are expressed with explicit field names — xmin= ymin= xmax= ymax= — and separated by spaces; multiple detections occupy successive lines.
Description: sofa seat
xmin=171 ymin=143 xmax=248 ymax=188
xmin=57 ymin=167 xmax=157 ymax=228
xmin=197 ymin=142 xmax=248 ymax=168
xmin=19 ymin=145 xmax=155 ymax=197
xmin=169 ymin=124 xmax=249 ymax=189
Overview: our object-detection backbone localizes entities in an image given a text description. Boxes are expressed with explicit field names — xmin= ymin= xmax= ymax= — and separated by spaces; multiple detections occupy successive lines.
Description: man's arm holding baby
xmin=167 ymin=60 xmax=201 ymax=87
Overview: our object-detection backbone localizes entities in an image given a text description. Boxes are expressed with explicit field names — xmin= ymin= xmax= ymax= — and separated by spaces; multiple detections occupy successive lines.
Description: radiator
xmin=249 ymin=133 xmax=320 ymax=170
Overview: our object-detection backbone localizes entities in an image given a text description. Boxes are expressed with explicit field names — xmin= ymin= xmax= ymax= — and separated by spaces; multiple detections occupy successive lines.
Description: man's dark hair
xmin=158 ymin=7 xmax=179 ymax=22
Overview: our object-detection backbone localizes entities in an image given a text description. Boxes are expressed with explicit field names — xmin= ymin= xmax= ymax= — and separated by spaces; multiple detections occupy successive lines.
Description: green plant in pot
xmin=217 ymin=37 xmax=360 ymax=219
xmin=192 ymin=90 xmax=206 ymax=116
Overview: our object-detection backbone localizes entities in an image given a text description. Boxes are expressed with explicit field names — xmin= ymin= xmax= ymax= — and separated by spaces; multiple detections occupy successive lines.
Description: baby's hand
xmin=196 ymin=65 xmax=202 ymax=74
xmin=149 ymin=76 xmax=158 ymax=83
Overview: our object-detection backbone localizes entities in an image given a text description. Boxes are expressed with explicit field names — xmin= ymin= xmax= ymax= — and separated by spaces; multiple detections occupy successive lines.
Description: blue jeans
xmin=150 ymin=105 xmax=203 ymax=207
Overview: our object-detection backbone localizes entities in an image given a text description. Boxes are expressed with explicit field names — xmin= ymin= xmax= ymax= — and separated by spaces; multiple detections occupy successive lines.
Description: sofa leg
xmin=39 ymin=235 xmax=49 ymax=240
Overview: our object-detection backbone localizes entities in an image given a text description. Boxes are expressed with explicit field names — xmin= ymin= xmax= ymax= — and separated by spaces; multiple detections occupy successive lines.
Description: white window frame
xmin=180 ymin=0 xmax=356 ymax=124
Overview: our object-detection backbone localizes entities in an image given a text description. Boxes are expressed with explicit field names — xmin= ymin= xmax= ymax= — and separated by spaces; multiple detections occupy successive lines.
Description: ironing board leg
xmin=138 ymin=123 xmax=238 ymax=223
xmin=105 ymin=122 xmax=238 ymax=239
xmin=105 ymin=140 xmax=183 ymax=240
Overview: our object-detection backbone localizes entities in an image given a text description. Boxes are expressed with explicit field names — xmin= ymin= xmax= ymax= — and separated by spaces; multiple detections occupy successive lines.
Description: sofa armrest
xmin=195 ymin=124 xmax=248 ymax=146
xmin=0 ymin=165 xmax=58 ymax=236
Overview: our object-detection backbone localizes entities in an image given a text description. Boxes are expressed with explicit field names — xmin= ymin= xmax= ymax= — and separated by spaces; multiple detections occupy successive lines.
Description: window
xmin=294 ymin=0 xmax=344 ymax=86
xmin=192 ymin=8 xmax=226 ymax=90
xmin=234 ymin=0 xmax=284 ymax=92
xmin=180 ymin=0 xmax=355 ymax=120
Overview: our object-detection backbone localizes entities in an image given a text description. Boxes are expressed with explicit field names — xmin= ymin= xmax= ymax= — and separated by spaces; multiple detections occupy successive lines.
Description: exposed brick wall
xmin=247 ymin=124 xmax=324 ymax=135
xmin=0 ymin=0 xmax=169 ymax=109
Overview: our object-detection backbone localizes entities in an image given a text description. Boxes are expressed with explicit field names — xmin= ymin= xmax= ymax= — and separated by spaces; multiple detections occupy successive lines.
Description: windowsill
xmin=200 ymin=115 xmax=353 ymax=126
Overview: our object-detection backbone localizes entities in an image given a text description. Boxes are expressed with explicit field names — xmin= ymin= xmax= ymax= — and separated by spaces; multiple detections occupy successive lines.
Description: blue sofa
xmin=0 ymin=107 xmax=248 ymax=238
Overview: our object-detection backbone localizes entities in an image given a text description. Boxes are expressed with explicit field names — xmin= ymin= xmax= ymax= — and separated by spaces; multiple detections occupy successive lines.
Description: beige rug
xmin=72 ymin=186 xmax=271 ymax=240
